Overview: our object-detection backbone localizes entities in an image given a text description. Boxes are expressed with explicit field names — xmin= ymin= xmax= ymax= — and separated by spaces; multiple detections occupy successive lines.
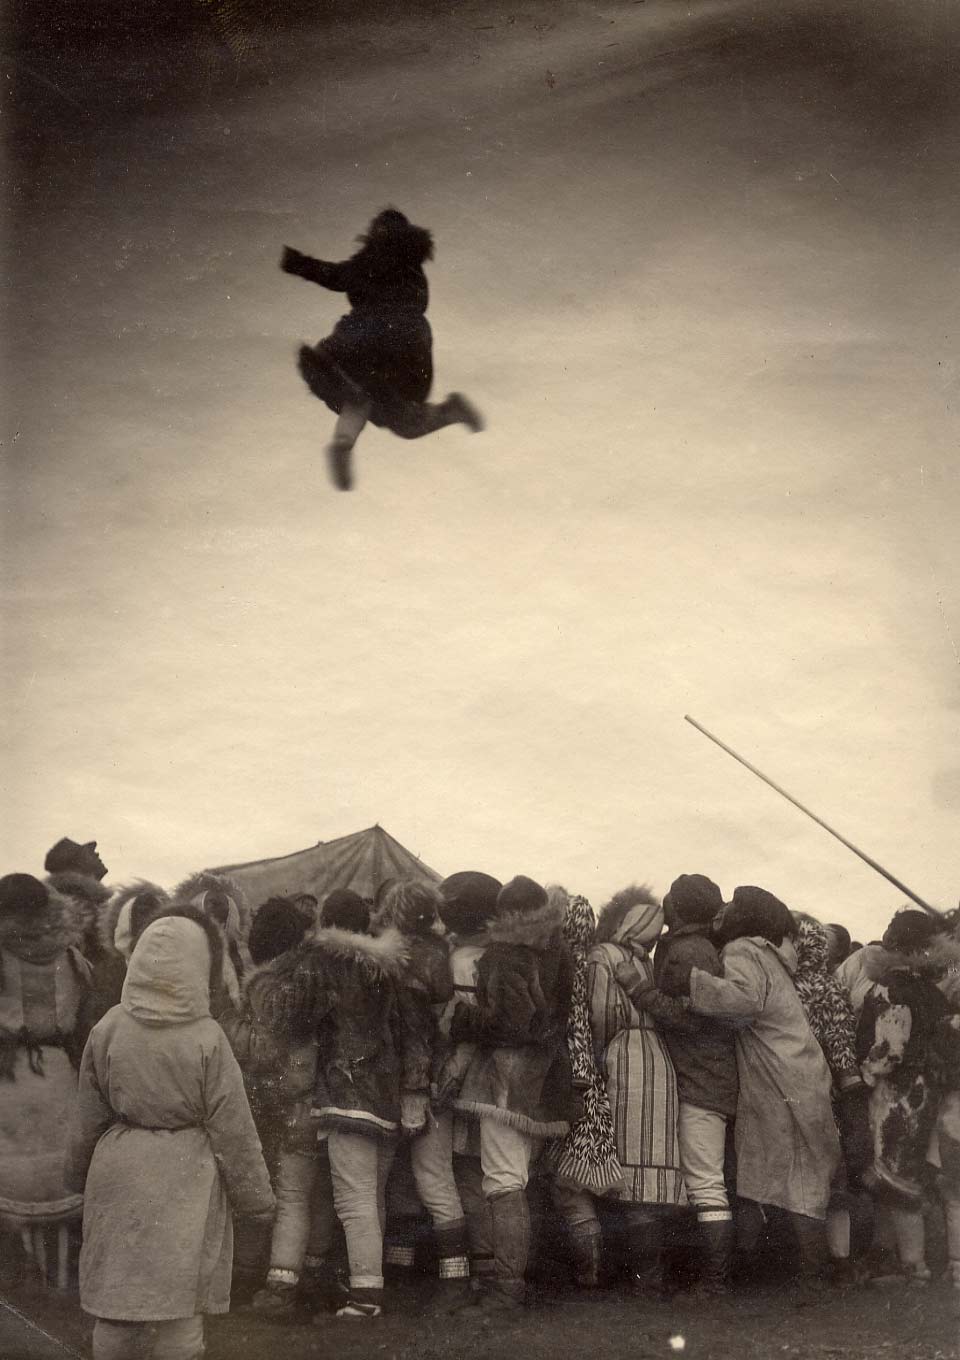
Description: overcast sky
xmin=4 ymin=0 xmax=958 ymax=943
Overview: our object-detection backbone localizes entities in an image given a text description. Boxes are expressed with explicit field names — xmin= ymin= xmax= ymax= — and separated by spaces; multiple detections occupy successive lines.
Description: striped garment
xmin=587 ymin=941 xmax=686 ymax=1206
xmin=544 ymin=895 xmax=625 ymax=1196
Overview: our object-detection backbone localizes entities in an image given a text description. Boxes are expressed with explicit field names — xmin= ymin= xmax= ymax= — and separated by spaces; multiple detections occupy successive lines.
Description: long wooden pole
xmin=684 ymin=715 xmax=942 ymax=918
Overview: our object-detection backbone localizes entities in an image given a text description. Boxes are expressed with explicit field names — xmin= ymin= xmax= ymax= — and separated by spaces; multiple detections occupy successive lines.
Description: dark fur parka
xmin=282 ymin=212 xmax=436 ymax=429
xmin=446 ymin=896 xmax=576 ymax=1137
xmin=258 ymin=925 xmax=412 ymax=1140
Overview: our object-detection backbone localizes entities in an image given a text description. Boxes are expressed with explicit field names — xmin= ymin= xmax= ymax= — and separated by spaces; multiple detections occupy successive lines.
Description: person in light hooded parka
xmin=66 ymin=913 xmax=274 ymax=1360
xmin=688 ymin=886 xmax=840 ymax=1281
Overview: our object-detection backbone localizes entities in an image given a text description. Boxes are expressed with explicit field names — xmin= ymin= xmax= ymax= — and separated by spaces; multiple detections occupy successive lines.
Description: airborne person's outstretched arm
xmin=280 ymin=245 xmax=349 ymax=291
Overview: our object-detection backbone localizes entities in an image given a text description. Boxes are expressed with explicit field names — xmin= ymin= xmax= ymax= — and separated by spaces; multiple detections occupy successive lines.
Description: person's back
xmin=66 ymin=914 xmax=273 ymax=1360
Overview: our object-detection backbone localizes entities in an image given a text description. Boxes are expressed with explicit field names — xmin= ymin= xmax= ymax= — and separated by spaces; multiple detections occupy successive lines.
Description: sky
xmin=3 ymin=0 xmax=958 ymax=944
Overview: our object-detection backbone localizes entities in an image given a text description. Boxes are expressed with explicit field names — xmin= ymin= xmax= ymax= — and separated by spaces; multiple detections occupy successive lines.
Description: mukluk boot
xmin=568 ymin=1221 xmax=603 ymax=1289
xmin=473 ymin=1190 xmax=530 ymax=1320
xmin=431 ymin=1219 xmax=473 ymax=1311
xmin=696 ymin=1208 xmax=734 ymax=1297
xmin=250 ymin=1267 xmax=300 ymax=1317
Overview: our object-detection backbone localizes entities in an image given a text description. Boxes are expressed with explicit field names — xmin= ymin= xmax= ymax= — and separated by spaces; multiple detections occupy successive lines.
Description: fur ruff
xmin=99 ymin=881 xmax=169 ymax=956
xmin=595 ymin=884 xmax=659 ymax=945
xmin=359 ymin=218 xmax=434 ymax=264
xmin=172 ymin=871 xmax=250 ymax=939
xmin=866 ymin=933 xmax=960 ymax=981
xmin=263 ymin=925 xmax=409 ymax=1043
xmin=451 ymin=1099 xmax=570 ymax=1139
xmin=486 ymin=896 xmax=565 ymax=951
xmin=304 ymin=924 xmax=409 ymax=976
xmin=0 ymin=884 xmax=84 ymax=964
xmin=45 ymin=871 xmax=111 ymax=910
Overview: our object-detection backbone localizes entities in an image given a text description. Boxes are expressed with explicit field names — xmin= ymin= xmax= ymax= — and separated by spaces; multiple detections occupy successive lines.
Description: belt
xmin=115 ymin=1114 xmax=203 ymax=1132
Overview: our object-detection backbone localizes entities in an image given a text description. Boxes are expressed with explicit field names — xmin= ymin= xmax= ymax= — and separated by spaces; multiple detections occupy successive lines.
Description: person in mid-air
xmin=281 ymin=209 xmax=484 ymax=491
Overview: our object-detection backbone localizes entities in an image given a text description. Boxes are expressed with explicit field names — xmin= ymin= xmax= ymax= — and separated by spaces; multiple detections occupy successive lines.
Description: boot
xmin=568 ymin=1222 xmax=603 ymax=1289
xmin=627 ymin=1214 xmax=666 ymax=1301
xmin=431 ymin=1220 xmax=473 ymax=1312
xmin=790 ymin=1212 xmax=831 ymax=1306
xmin=443 ymin=392 xmax=485 ymax=433
xmin=299 ymin=1259 xmax=342 ymax=1314
xmin=325 ymin=436 xmax=354 ymax=491
xmin=334 ymin=1286 xmax=384 ymax=1319
xmin=876 ymin=1206 xmax=930 ymax=1288
xmin=697 ymin=1211 xmax=734 ymax=1296
xmin=250 ymin=1270 xmax=299 ymax=1317
xmin=472 ymin=1190 xmax=529 ymax=1317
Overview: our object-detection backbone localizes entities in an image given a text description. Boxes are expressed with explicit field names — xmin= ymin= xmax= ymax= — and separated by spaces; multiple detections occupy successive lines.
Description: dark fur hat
xmin=881 ymin=908 xmax=944 ymax=953
xmin=249 ymin=896 xmax=313 ymax=966
xmin=663 ymin=874 xmax=723 ymax=927
xmin=438 ymin=871 xmax=502 ymax=936
xmin=720 ymin=886 xmax=795 ymax=946
xmin=320 ymin=889 xmax=369 ymax=934
xmin=496 ymin=875 xmax=547 ymax=918
xmin=0 ymin=873 xmax=49 ymax=919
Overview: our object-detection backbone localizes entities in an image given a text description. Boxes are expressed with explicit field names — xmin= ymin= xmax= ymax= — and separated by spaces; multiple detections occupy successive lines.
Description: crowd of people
xmin=1 ymin=835 xmax=959 ymax=1360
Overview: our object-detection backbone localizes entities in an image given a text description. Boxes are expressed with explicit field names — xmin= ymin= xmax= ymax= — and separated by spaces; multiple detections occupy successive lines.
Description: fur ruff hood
xmin=99 ymin=881 xmax=170 ymax=958
xmin=171 ymin=871 xmax=251 ymax=941
xmin=358 ymin=220 xmax=434 ymax=267
xmin=46 ymin=870 xmax=111 ymax=948
xmin=45 ymin=870 xmax=111 ymax=911
xmin=590 ymin=881 xmax=658 ymax=946
xmin=864 ymin=932 xmax=960 ymax=983
xmin=0 ymin=883 xmax=85 ymax=965
xmin=486 ymin=896 xmax=565 ymax=951
xmin=303 ymin=924 xmax=409 ymax=977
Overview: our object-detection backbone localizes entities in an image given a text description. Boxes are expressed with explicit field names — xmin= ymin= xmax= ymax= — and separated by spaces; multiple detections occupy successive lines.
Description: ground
xmin=2 ymin=1260 xmax=958 ymax=1360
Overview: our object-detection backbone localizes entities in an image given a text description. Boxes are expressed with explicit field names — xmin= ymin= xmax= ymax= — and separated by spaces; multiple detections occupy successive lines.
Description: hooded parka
xmin=65 ymin=917 xmax=274 ymax=1320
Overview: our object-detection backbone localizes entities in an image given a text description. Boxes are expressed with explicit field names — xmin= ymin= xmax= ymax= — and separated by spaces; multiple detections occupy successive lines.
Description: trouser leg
xmin=677 ymin=1104 xmax=733 ymax=1293
xmin=149 ymin=1317 xmax=205 ymax=1360
xmin=478 ymin=1119 xmax=538 ymax=1308
xmin=268 ymin=1150 xmax=319 ymax=1279
xmin=92 ymin=1320 xmax=150 ymax=1360
xmin=328 ymin=1130 xmax=394 ymax=1291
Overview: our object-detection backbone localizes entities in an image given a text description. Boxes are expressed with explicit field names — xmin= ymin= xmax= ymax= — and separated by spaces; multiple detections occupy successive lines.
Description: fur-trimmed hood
xmin=486 ymin=895 xmax=565 ymax=951
xmin=172 ymin=871 xmax=250 ymax=941
xmin=864 ymin=932 xmax=960 ymax=983
xmin=45 ymin=870 xmax=111 ymax=911
xmin=358 ymin=215 xmax=434 ymax=267
xmin=46 ymin=870 xmax=111 ymax=951
xmin=595 ymin=884 xmax=662 ymax=951
xmin=99 ymin=881 xmax=170 ymax=960
xmin=0 ymin=883 xmax=85 ymax=966
xmin=304 ymin=923 xmax=409 ymax=977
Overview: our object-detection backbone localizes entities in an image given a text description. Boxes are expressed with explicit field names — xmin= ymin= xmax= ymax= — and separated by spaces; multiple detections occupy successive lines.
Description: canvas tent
xmin=209 ymin=824 xmax=442 ymax=908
